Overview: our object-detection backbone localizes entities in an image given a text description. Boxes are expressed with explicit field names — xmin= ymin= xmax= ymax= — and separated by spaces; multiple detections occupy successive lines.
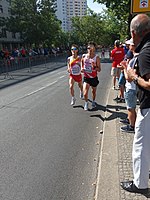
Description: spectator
xmin=110 ymin=40 xmax=125 ymax=90
xmin=114 ymin=39 xmax=133 ymax=103
xmin=20 ymin=47 xmax=26 ymax=57
xmin=121 ymin=14 xmax=150 ymax=194
xmin=120 ymin=38 xmax=138 ymax=133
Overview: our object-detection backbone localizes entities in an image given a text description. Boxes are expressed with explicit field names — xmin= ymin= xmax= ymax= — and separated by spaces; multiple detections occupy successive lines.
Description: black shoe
xmin=119 ymin=118 xmax=129 ymax=124
xmin=121 ymin=180 xmax=148 ymax=194
xmin=117 ymin=98 xmax=125 ymax=103
xmin=120 ymin=124 xmax=134 ymax=133
xmin=113 ymin=96 xmax=120 ymax=101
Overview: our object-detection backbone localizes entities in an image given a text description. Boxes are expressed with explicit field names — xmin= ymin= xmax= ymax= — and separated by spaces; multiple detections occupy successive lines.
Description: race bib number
xmin=84 ymin=65 xmax=92 ymax=73
xmin=71 ymin=64 xmax=80 ymax=75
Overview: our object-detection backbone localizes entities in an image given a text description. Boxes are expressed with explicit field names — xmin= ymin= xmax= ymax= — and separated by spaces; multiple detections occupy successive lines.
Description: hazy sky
xmin=87 ymin=0 xmax=106 ymax=13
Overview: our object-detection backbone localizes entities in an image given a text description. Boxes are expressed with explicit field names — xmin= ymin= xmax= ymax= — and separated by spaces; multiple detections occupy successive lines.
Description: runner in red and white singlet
xmin=82 ymin=53 xmax=98 ymax=79
xmin=67 ymin=44 xmax=83 ymax=106
xmin=81 ymin=42 xmax=101 ymax=110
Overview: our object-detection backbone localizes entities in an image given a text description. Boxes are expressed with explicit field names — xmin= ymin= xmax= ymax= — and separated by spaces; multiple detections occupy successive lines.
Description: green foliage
xmin=70 ymin=9 xmax=129 ymax=47
xmin=5 ymin=0 xmax=61 ymax=46
xmin=95 ymin=0 xmax=132 ymax=38
xmin=71 ymin=14 xmax=106 ymax=46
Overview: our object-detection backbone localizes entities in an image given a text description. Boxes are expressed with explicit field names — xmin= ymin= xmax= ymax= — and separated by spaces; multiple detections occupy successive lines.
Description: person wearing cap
xmin=123 ymin=39 xmax=130 ymax=55
xmin=121 ymin=14 xmax=150 ymax=194
xmin=114 ymin=39 xmax=134 ymax=103
xmin=67 ymin=44 xmax=83 ymax=105
xmin=110 ymin=40 xmax=125 ymax=90
xmin=119 ymin=38 xmax=138 ymax=133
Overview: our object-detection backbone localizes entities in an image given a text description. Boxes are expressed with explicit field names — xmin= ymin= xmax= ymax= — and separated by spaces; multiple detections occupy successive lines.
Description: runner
xmin=67 ymin=44 xmax=83 ymax=106
xmin=81 ymin=42 xmax=101 ymax=111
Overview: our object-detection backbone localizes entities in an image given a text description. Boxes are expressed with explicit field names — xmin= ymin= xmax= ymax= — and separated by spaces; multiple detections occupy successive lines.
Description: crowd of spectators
xmin=0 ymin=46 xmax=64 ymax=61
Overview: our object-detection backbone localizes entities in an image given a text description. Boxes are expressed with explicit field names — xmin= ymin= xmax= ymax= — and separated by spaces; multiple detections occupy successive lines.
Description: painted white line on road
xmin=26 ymin=80 xmax=58 ymax=96
xmin=59 ymin=75 xmax=65 ymax=79
xmin=1 ymin=72 xmax=67 ymax=108
xmin=2 ymin=80 xmax=58 ymax=107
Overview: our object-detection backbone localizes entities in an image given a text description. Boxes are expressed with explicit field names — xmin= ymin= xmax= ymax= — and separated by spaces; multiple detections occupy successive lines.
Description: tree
xmin=71 ymin=14 xmax=105 ymax=45
xmin=101 ymin=9 xmax=127 ymax=44
xmin=5 ymin=0 xmax=62 ymax=46
xmin=70 ymin=10 xmax=126 ymax=47
xmin=95 ymin=0 xmax=132 ymax=37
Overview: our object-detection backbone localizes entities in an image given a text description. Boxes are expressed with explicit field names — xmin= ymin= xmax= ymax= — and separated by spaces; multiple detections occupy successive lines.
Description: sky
xmin=87 ymin=0 xmax=106 ymax=13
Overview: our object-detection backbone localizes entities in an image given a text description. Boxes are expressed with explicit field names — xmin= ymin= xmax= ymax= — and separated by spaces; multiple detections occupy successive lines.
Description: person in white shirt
xmin=119 ymin=38 xmax=138 ymax=133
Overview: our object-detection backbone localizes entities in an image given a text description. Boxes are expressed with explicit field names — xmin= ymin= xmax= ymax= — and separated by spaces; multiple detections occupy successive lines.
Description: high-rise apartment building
xmin=56 ymin=0 xmax=87 ymax=32
xmin=55 ymin=0 xmax=68 ymax=32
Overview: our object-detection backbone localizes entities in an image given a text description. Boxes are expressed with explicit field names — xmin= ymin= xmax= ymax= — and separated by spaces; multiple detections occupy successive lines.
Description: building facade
xmin=56 ymin=0 xmax=87 ymax=32
xmin=0 ymin=0 xmax=21 ymax=49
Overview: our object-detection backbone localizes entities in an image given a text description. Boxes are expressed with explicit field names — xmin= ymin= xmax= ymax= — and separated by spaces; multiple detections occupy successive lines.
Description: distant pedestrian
xmin=121 ymin=14 xmax=150 ymax=194
xmin=67 ymin=44 xmax=83 ymax=106
xmin=101 ymin=48 xmax=105 ymax=58
xmin=81 ymin=41 xmax=101 ymax=111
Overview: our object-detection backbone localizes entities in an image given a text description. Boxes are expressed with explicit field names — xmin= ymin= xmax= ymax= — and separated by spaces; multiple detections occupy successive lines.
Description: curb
xmin=95 ymin=87 xmax=120 ymax=200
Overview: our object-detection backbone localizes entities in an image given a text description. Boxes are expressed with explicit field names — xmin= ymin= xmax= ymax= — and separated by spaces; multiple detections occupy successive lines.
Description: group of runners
xmin=67 ymin=42 xmax=101 ymax=111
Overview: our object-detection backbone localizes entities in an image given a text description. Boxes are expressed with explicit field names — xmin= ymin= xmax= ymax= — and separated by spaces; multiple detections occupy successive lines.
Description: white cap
xmin=125 ymin=38 xmax=134 ymax=45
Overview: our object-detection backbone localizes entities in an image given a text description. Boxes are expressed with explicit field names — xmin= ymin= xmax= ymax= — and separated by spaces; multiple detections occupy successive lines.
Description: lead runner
xmin=67 ymin=44 xmax=83 ymax=106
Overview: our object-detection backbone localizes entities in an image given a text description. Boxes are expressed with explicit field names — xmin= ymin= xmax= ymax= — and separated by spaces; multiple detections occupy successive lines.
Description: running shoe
xmin=120 ymin=125 xmax=134 ymax=133
xmin=92 ymin=101 xmax=96 ymax=108
xmin=70 ymin=97 xmax=76 ymax=105
xmin=80 ymin=91 xmax=84 ymax=99
xmin=84 ymin=102 xmax=88 ymax=111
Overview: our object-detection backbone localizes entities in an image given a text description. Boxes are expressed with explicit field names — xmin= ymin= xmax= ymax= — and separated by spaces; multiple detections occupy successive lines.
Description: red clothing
xmin=83 ymin=54 xmax=97 ymax=78
xmin=70 ymin=74 xmax=82 ymax=82
xmin=4 ymin=50 xmax=9 ymax=58
xmin=68 ymin=56 xmax=82 ymax=82
xmin=111 ymin=47 xmax=125 ymax=68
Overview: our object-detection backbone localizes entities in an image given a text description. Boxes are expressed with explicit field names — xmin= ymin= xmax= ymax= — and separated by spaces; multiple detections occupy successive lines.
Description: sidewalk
xmin=0 ymin=60 xmax=66 ymax=89
xmin=95 ymin=87 xmax=150 ymax=200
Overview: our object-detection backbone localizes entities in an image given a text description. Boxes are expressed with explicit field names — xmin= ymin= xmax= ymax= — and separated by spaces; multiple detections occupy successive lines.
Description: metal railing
xmin=0 ymin=53 xmax=66 ymax=77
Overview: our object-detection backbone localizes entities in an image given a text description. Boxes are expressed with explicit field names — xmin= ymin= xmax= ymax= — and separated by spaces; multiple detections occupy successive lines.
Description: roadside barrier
xmin=0 ymin=53 xmax=66 ymax=77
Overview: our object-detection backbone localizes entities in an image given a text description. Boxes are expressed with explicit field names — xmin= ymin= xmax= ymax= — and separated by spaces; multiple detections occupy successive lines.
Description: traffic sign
xmin=131 ymin=0 xmax=150 ymax=13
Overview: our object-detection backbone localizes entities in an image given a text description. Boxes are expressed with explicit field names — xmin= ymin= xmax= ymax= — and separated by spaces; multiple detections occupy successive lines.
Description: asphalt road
xmin=0 ymin=63 xmax=112 ymax=200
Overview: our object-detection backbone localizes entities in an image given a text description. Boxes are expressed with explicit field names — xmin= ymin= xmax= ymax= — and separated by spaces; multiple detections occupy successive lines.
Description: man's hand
xmin=120 ymin=60 xmax=127 ymax=69
xmin=127 ymin=68 xmax=137 ymax=81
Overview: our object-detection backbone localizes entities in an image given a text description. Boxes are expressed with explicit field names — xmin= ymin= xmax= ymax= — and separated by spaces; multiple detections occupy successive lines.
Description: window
xmin=8 ymin=8 xmax=11 ymax=14
xmin=0 ymin=5 xmax=3 ymax=13
xmin=12 ymin=32 xmax=16 ymax=39
xmin=1 ymin=29 xmax=7 ymax=38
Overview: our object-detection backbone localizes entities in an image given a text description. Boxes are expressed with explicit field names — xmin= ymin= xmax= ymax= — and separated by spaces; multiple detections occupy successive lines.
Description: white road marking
xmin=0 ymin=70 xmax=67 ymax=108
